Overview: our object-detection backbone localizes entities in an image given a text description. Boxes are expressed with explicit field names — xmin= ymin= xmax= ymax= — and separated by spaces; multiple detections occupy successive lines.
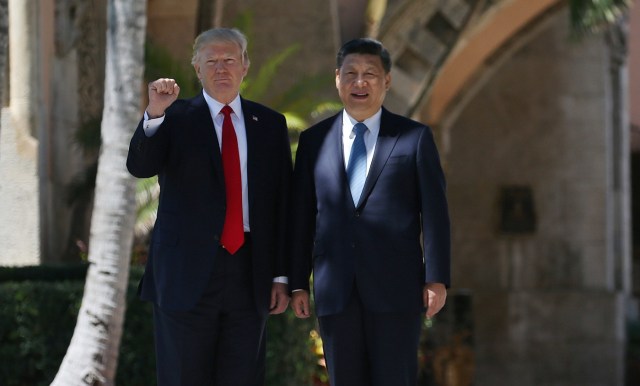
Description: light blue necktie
xmin=347 ymin=122 xmax=368 ymax=205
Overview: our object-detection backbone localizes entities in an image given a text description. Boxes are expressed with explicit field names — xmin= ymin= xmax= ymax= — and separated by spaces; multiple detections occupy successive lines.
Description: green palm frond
xmin=241 ymin=44 xmax=300 ymax=101
xmin=271 ymin=73 xmax=336 ymax=114
xmin=569 ymin=0 xmax=632 ymax=35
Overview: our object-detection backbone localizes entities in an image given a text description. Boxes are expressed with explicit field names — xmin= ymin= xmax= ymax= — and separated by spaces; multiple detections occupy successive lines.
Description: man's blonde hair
xmin=191 ymin=28 xmax=250 ymax=66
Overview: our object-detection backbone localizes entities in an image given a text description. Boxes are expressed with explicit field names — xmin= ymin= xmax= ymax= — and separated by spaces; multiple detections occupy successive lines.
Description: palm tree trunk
xmin=50 ymin=0 xmax=146 ymax=385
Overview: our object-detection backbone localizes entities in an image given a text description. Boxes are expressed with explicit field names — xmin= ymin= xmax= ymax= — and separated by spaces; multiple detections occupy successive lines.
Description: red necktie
xmin=220 ymin=105 xmax=244 ymax=254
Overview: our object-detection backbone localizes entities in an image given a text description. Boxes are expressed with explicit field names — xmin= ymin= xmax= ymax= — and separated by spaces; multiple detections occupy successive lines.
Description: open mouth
xmin=351 ymin=92 xmax=368 ymax=99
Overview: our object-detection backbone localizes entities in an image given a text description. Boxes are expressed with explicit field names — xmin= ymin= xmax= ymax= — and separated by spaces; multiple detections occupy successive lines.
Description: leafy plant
xmin=0 ymin=265 xmax=324 ymax=385
xmin=568 ymin=0 xmax=632 ymax=35
xmin=234 ymin=11 xmax=341 ymax=134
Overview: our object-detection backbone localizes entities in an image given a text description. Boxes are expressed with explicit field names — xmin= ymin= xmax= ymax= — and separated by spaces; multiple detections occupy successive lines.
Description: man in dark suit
xmin=289 ymin=38 xmax=451 ymax=386
xmin=127 ymin=28 xmax=292 ymax=386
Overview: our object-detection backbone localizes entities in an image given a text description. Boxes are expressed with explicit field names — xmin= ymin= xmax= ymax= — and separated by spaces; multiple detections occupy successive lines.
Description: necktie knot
xmin=221 ymin=105 xmax=233 ymax=117
xmin=354 ymin=122 xmax=367 ymax=137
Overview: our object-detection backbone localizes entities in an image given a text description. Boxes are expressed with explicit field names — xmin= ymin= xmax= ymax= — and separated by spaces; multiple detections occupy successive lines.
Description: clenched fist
xmin=146 ymin=78 xmax=181 ymax=118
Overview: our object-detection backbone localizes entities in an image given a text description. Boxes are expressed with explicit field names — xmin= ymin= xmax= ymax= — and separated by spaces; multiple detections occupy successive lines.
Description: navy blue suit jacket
xmin=290 ymin=108 xmax=450 ymax=317
xmin=127 ymin=93 xmax=292 ymax=313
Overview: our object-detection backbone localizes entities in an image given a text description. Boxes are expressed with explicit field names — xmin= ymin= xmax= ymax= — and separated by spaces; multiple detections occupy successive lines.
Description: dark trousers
xmin=318 ymin=286 xmax=422 ymax=386
xmin=153 ymin=241 xmax=266 ymax=386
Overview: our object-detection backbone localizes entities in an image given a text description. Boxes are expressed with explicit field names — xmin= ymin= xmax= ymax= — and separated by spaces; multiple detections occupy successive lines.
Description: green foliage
xmin=265 ymin=309 xmax=322 ymax=386
xmin=240 ymin=42 xmax=341 ymax=134
xmin=0 ymin=264 xmax=89 ymax=282
xmin=241 ymin=44 xmax=301 ymax=102
xmin=0 ymin=265 xmax=323 ymax=385
xmin=569 ymin=0 xmax=632 ymax=36
xmin=0 ymin=281 xmax=83 ymax=386
xmin=0 ymin=266 xmax=154 ymax=386
xmin=235 ymin=10 xmax=341 ymax=133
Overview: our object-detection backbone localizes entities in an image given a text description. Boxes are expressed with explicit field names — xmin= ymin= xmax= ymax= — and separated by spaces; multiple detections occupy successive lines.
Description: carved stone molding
xmin=378 ymin=0 xmax=488 ymax=116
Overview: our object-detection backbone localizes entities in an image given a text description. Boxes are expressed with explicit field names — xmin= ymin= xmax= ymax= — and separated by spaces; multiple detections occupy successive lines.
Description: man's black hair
xmin=336 ymin=38 xmax=392 ymax=73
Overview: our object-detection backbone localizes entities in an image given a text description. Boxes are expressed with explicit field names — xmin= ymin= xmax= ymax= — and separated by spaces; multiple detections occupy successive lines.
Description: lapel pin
xmin=252 ymin=115 xmax=258 ymax=121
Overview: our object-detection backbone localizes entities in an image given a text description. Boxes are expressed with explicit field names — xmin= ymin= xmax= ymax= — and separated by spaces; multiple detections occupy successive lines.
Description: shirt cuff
xmin=273 ymin=276 xmax=288 ymax=284
xmin=143 ymin=111 xmax=164 ymax=137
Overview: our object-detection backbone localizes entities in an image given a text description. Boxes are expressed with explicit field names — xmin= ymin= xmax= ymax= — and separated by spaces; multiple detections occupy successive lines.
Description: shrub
xmin=0 ymin=265 xmax=323 ymax=385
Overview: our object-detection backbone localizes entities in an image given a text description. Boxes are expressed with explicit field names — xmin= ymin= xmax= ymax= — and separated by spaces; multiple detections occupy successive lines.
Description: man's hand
xmin=269 ymin=283 xmax=290 ymax=315
xmin=423 ymin=282 xmax=447 ymax=319
xmin=146 ymin=78 xmax=180 ymax=118
xmin=290 ymin=290 xmax=311 ymax=318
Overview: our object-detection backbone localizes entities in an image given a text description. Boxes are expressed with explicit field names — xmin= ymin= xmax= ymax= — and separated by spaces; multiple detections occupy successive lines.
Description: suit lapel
xmin=324 ymin=114 xmax=348 ymax=200
xmin=189 ymin=94 xmax=224 ymax=185
xmin=358 ymin=108 xmax=400 ymax=207
xmin=241 ymin=98 xmax=260 ymax=210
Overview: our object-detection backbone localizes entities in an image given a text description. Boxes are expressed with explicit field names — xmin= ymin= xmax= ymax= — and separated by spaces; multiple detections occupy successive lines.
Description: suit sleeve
xmin=288 ymin=131 xmax=317 ymax=292
xmin=274 ymin=114 xmax=293 ymax=278
xmin=417 ymin=126 xmax=451 ymax=287
xmin=126 ymin=117 xmax=171 ymax=178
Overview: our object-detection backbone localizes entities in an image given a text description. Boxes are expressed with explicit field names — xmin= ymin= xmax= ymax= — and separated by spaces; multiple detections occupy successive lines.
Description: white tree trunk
xmin=51 ymin=0 xmax=146 ymax=385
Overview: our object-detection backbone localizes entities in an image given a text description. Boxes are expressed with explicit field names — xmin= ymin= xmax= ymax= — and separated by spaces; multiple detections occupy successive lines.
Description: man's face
xmin=336 ymin=53 xmax=391 ymax=122
xmin=193 ymin=41 xmax=248 ymax=104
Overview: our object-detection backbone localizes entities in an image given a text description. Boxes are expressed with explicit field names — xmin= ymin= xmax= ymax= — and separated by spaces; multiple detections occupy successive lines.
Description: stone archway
xmin=376 ymin=0 xmax=564 ymax=129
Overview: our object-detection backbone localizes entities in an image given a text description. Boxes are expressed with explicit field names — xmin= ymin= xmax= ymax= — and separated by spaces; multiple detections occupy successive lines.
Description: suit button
xmin=351 ymin=242 xmax=356 ymax=248
xmin=355 ymin=211 xmax=360 ymax=217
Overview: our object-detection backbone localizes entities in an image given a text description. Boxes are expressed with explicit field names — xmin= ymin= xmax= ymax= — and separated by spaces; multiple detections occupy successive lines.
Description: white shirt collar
xmin=203 ymin=91 xmax=244 ymax=120
xmin=342 ymin=108 xmax=382 ymax=138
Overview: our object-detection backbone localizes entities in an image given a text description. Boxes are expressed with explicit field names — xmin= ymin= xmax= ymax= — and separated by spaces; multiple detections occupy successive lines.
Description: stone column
xmin=604 ymin=21 xmax=633 ymax=383
xmin=8 ymin=0 xmax=39 ymax=157
xmin=0 ymin=0 xmax=45 ymax=265
xmin=605 ymin=19 xmax=632 ymax=296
